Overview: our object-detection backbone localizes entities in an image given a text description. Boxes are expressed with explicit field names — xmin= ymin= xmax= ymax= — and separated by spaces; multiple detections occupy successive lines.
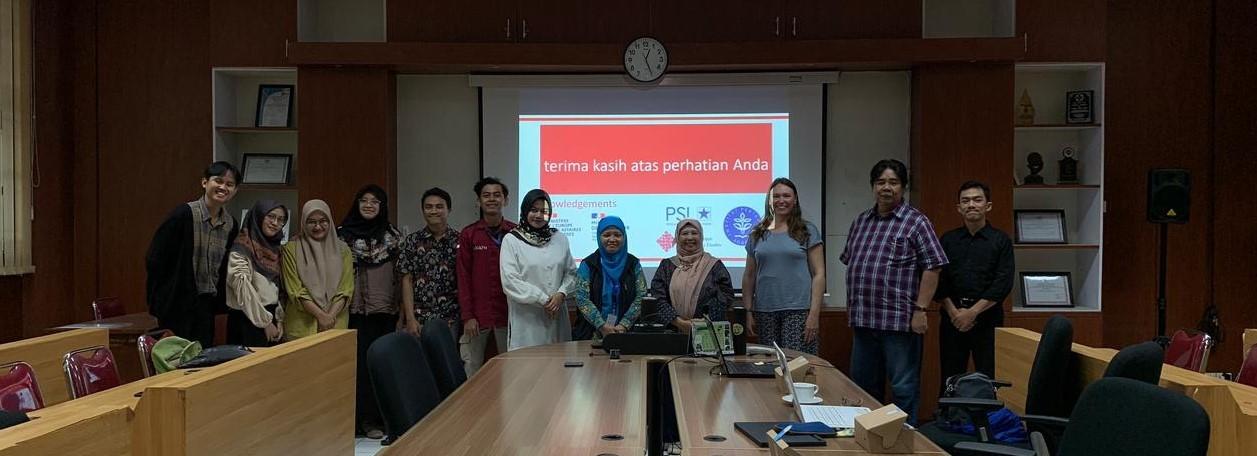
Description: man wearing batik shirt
xmin=840 ymin=159 xmax=948 ymax=425
xmin=457 ymin=177 xmax=517 ymax=376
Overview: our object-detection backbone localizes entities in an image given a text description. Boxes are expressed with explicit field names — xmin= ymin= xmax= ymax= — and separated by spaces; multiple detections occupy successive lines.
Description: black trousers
xmin=351 ymin=312 xmax=397 ymax=430
xmin=939 ymin=308 xmax=1002 ymax=388
xmin=158 ymin=294 xmax=217 ymax=348
xmin=225 ymin=305 xmax=280 ymax=347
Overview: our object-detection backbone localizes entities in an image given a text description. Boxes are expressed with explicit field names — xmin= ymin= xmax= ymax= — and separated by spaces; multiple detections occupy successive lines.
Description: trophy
xmin=1016 ymin=89 xmax=1036 ymax=126
xmin=1025 ymin=152 xmax=1045 ymax=185
xmin=1058 ymin=147 xmax=1079 ymax=184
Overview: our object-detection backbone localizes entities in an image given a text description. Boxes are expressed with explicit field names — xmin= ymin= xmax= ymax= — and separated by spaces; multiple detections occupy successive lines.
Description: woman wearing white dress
xmin=500 ymin=189 xmax=576 ymax=351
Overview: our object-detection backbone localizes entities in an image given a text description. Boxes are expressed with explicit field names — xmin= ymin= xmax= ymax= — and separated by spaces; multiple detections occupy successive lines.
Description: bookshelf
xmin=1012 ymin=63 xmax=1104 ymax=313
xmin=212 ymin=67 xmax=299 ymax=240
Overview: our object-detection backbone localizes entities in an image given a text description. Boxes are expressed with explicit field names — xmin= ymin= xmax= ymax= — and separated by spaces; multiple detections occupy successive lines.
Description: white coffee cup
xmin=792 ymin=382 xmax=820 ymax=402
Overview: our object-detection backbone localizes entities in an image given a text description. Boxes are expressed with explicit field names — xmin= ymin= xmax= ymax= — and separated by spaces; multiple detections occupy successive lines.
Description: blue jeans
xmin=850 ymin=327 xmax=923 ymax=424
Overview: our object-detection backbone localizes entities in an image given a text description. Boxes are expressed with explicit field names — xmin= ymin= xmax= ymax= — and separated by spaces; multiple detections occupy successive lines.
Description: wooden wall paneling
xmin=1016 ymin=0 xmax=1105 ymax=62
xmin=784 ymin=0 xmax=921 ymax=40
xmin=388 ymin=0 xmax=518 ymax=43
xmin=818 ymin=310 xmax=851 ymax=372
xmin=68 ymin=0 xmax=100 ymax=328
xmin=649 ymin=0 xmax=782 ymax=43
xmin=296 ymin=68 xmax=396 ymax=217
xmin=1210 ymin=0 xmax=1257 ymax=373
xmin=517 ymin=0 xmax=650 ymax=43
xmin=1104 ymin=0 xmax=1213 ymax=350
xmin=209 ymin=0 xmax=297 ymax=67
xmin=17 ymin=0 xmax=91 ymax=339
xmin=910 ymin=63 xmax=1015 ymax=233
xmin=0 ymin=278 xmax=18 ymax=342
xmin=95 ymin=0 xmax=213 ymax=317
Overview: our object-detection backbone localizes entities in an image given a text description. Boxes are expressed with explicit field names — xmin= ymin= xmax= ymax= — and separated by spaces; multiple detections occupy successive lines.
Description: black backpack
xmin=938 ymin=372 xmax=1000 ymax=427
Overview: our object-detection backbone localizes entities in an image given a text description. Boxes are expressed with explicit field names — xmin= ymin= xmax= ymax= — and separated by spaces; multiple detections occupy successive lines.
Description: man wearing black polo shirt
xmin=936 ymin=180 xmax=1014 ymax=385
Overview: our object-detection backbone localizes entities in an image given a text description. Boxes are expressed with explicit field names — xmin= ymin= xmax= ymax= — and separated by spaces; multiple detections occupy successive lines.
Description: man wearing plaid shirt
xmin=840 ymin=159 xmax=948 ymax=424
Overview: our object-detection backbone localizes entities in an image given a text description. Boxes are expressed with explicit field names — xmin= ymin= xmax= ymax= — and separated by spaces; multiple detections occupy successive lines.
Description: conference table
xmin=382 ymin=341 xmax=946 ymax=455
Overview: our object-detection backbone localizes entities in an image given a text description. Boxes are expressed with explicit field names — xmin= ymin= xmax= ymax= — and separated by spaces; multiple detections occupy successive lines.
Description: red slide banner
xmin=539 ymin=123 xmax=773 ymax=194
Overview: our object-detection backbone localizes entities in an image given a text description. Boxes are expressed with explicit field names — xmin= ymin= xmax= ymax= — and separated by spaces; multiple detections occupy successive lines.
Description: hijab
xmin=668 ymin=219 xmax=718 ymax=320
xmin=510 ymin=189 xmax=557 ymax=247
xmin=338 ymin=184 xmax=402 ymax=265
xmin=597 ymin=216 xmax=629 ymax=319
xmin=230 ymin=200 xmax=286 ymax=284
xmin=293 ymin=200 xmax=347 ymax=312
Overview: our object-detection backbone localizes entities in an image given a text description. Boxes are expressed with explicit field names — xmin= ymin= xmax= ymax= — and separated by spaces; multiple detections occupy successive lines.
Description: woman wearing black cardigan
xmin=650 ymin=219 xmax=735 ymax=332
xmin=145 ymin=161 xmax=240 ymax=347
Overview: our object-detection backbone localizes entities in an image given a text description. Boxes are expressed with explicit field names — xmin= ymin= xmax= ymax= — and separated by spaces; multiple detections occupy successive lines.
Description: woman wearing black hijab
xmin=338 ymin=184 xmax=403 ymax=440
xmin=225 ymin=200 xmax=288 ymax=346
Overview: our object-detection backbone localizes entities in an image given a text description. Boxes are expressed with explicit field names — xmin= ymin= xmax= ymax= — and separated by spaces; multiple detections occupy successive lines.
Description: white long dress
xmin=500 ymin=231 xmax=577 ymax=351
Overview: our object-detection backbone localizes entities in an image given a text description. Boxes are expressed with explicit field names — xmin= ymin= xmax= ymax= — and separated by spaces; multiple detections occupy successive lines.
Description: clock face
xmin=624 ymin=37 xmax=668 ymax=83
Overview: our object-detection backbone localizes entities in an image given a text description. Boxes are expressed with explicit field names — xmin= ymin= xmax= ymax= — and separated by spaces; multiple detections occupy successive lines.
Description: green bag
xmin=151 ymin=336 xmax=203 ymax=374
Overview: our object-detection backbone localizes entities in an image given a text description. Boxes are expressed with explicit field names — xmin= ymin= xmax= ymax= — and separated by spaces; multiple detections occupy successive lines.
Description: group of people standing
xmin=145 ymin=157 xmax=1013 ymax=433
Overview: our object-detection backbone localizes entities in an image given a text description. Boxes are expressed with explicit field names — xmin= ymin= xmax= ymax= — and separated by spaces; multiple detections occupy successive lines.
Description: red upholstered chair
xmin=0 ymin=362 xmax=44 ymax=413
xmin=91 ymin=296 xmax=124 ymax=321
xmin=137 ymin=329 xmax=175 ymax=378
xmin=63 ymin=346 xmax=122 ymax=398
xmin=1236 ymin=346 xmax=1257 ymax=387
xmin=1164 ymin=330 xmax=1213 ymax=373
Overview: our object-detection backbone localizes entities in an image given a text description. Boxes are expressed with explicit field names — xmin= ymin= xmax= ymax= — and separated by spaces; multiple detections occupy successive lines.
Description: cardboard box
xmin=854 ymin=404 xmax=914 ymax=453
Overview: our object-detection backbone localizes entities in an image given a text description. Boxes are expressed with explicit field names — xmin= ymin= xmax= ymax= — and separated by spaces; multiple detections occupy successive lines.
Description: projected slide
xmin=519 ymin=113 xmax=789 ymax=267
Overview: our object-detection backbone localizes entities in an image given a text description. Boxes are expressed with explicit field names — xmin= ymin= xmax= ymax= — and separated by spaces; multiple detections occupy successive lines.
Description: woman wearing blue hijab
xmin=571 ymin=216 xmax=646 ymax=341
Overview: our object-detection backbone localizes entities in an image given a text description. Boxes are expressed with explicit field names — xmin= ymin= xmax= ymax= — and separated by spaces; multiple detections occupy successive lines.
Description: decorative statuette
xmin=1016 ymin=89 xmax=1036 ymax=126
xmin=1024 ymin=152 xmax=1045 ymax=185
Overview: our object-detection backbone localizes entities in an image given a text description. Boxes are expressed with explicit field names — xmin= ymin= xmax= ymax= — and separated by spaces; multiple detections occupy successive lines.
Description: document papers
xmin=799 ymin=405 xmax=871 ymax=429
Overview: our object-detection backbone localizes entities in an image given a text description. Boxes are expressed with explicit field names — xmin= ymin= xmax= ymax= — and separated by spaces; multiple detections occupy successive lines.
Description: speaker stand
xmin=1154 ymin=222 xmax=1170 ymax=348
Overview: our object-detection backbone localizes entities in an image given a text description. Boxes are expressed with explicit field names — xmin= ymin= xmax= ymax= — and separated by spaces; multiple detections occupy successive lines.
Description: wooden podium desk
xmin=6 ymin=330 xmax=354 ymax=456
xmin=383 ymin=341 xmax=946 ymax=455
xmin=995 ymin=327 xmax=1257 ymax=456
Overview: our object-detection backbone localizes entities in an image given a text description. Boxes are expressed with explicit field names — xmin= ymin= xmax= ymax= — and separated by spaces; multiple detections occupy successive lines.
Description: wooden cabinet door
xmin=519 ymin=0 xmax=651 ymax=43
xmin=650 ymin=0 xmax=783 ymax=43
xmin=389 ymin=0 xmax=518 ymax=42
xmin=784 ymin=0 xmax=920 ymax=39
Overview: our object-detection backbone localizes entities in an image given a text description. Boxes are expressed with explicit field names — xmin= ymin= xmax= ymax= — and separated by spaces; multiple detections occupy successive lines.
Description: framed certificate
xmin=1014 ymin=210 xmax=1067 ymax=244
xmin=1020 ymin=272 xmax=1074 ymax=308
xmin=255 ymin=84 xmax=294 ymax=128
xmin=240 ymin=154 xmax=292 ymax=185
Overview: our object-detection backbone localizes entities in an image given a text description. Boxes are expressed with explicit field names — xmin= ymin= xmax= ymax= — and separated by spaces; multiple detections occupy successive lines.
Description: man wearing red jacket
xmin=458 ymin=177 xmax=518 ymax=376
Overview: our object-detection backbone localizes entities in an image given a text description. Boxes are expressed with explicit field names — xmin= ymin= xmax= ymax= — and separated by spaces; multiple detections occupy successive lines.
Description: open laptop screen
xmin=773 ymin=342 xmax=803 ymax=422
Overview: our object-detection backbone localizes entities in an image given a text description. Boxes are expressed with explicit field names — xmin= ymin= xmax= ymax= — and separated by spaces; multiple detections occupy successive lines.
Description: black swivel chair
xmin=1102 ymin=341 xmax=1163 ymax=384
xmin=921 ymin=316 xmax=1076 ymax=455
xmin=956 ymin=377 xmax=1211 ymax=456
xmin=367 ymin=323 xmax=468 ymax=445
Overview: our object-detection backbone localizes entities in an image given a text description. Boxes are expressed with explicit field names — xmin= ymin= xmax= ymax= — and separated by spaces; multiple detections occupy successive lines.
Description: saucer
xmin=782 ymin=394 xmax=824 ymax=405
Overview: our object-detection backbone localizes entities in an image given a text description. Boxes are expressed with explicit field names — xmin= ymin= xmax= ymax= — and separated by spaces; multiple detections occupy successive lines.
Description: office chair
xmin=63 ymin=345 xmax=122 ymax=398
xmin=91 ymin=296 xmax=124 ymax=321
xmin=137 ymin=329 xmax=175 ymax=377
xmin=1164 ymin=329 xmax=1213 ymax=372
xmin=1102 ymin=341 xmax=1163 ymax=384
xmin=921 ymin=316 xmax=1075 ymax=455
xmin=1235 ymin=344 xmax=1257 ymax=387
xmin=0 ymin=362 xmax=44 ymax=413
xmin=955 ymin=377 xmax=1210 ymax=456
xmin=368 ymin=323 xmax=467 ymax=445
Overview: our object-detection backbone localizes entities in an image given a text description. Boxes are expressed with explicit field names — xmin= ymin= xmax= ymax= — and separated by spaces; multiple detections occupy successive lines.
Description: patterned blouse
xmin=397 ymin=227 xmax=460 ymax=325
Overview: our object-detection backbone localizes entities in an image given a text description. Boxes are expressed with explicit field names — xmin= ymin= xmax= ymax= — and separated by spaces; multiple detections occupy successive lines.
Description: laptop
xmin=700 ymin=318 xmax=776 ymax=378
xmin=774 ymin=342 xmax=870 ymax=428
